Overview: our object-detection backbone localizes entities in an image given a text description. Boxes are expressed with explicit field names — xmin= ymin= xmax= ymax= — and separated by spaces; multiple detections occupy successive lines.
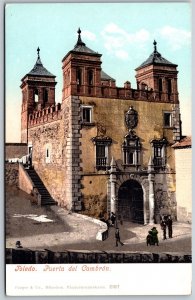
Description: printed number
xmin=109 ymin=284 xmax=119 ymax=289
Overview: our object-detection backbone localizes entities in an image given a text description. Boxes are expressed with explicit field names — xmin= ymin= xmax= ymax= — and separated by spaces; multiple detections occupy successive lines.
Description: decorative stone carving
xmin=97 ymin=122 xmax=107 ymax=137
xmin=125 ymin=106 xmax=138 ymax=130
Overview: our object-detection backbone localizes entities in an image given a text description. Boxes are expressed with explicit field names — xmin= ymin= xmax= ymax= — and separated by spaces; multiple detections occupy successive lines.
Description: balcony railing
xmin=96 ymin=157 xmax=107 ymax=170
xmin=153 ymin=157 xmax=165 ymax=168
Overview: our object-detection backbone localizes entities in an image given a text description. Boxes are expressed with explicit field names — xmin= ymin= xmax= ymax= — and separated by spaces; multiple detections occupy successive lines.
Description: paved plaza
xmin=6 ymin=186 xmax=191 ymax=254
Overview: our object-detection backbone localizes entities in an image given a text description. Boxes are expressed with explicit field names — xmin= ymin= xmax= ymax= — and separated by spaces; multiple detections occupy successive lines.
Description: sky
xmin=5 ymin=2 xmax=191 ymax=142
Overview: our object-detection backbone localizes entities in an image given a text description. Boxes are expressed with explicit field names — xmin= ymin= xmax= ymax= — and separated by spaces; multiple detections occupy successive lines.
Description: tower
xmin=135 ymin=40 xmax=179 ymax=103
xmin=62 ymin=28 xmax=102 ymax=100
xmin=20 ymin=48 xmax=56 ymax=142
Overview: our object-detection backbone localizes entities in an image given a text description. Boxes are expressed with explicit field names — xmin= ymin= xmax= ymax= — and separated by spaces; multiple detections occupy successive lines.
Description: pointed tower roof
xmin=62 ymin=28 xmax=101 ymax=61
xmin=135 ymin=40 xmax=177 ymax=71
xmin=73 ymin=27 xmax=97 ymax=54
xmin=22 ymin=47 xmax=55 ymax=80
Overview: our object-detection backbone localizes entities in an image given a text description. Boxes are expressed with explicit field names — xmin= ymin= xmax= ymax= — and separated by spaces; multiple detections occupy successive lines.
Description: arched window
xmin=159 ymin=78 xmax=163 ymax=92
xmin=34 ymin=89 xmax=38 ymax=102
xmin=88 ymin=70 xmax=93 ymax=86
xmin=43 ymin=89 xmax=48 ymax=103
xmin=76 ymin=68 xmax=82 ymax=85
xmin=167 ymin=79 xmax=172 ymax=100
xmin=167 ymin=79 xmax=172 ymax=94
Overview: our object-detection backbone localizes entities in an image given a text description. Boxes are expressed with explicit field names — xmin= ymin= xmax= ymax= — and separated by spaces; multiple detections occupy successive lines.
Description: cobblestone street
xmin=6 ymin=186 xmax=192 ymax=254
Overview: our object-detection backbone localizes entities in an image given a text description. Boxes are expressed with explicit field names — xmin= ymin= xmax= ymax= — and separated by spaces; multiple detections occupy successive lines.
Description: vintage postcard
xmin=5 ymin=1 xmax=192 ymax=296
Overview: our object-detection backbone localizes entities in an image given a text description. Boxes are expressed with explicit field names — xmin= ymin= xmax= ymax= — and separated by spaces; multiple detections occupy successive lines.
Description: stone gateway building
xmin=20 ymin=29 xmax=182 ymax=224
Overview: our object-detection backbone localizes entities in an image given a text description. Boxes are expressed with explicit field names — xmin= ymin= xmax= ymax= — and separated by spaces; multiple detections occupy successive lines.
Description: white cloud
xmin=82 ymin=30 xmax=96 ymax=41
xmin=115 ymin=49 xmax=129 ymax=60
xmin=133 ymin=29 xmax=150 ymax=43
xmin=101 ymin=23 xmax=150 ymax=59
xmin=159 ymin=26 xmax=191 ymax=50
xmin=104 ymin=36 xmax=125 ymax=51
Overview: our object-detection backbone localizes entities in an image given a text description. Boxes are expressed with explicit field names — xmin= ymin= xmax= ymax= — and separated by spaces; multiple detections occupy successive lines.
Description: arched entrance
xmin=118 ymin=179 xmax=144 ymax=224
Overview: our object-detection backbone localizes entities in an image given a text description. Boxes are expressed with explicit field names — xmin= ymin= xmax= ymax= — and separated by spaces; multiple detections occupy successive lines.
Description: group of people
xmin=99 ymin=212 xmax=124 ymax=247
xmin=160 ymin=215 xmax=173 ymax=240
xmin=99 ymin=211 xmax=118 ymax=227
xmin=146 ymin=215 xmax=173 ymax=246
xmin=99 ymin=211 xmax=173 ymax=247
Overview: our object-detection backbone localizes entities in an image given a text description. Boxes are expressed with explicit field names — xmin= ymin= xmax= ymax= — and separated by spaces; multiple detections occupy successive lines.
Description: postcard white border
xmin=6 ymin=264 xmax=192 ymax=296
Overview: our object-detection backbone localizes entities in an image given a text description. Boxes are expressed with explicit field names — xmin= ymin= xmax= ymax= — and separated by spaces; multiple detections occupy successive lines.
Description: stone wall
xmin=5 ymin=163 xmax=19 ymax=186
xmin=80 ymin=96 xmax=177 ymax=172
xmin=6 ymin=248 xmax=191 ymax=264
xmin=28 ymin=119 xmax=67 ymax=207
xmin=175 ymin=148 xmax=192 ymax=222
xmin=18 ymin=164 xmax=34 ymax=195
xmin=154 ymin=173 xmax=177 ymax=222
xmin=79 ymin=96 xmax=177 ymax=220
xmin=5 ymin=143 xmax=27 ymax=160
xmin=27 ymin=95 xmax=82 ymax=211
xmin=65 ymin=96 xmax=82 ymax=211
xmin=81 ymin=174 xmax=109 ymax=218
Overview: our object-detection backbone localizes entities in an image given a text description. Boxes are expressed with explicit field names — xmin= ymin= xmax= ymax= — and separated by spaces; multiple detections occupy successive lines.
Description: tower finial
xmin=77 ymin=27 xmax=81 ymax=36
xmin=37 ymin=47 xmax=40 ymax=59
xmin=75 ymin=27 xmax=85 ymax=47
xmin=153 ymin=40 xmax=157 ymax=52
xmin=77 ymin=27 xmax=82 ymax=44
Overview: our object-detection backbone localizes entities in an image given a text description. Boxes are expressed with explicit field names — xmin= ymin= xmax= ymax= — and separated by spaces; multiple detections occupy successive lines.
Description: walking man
xmin=110 ymin=212 xmax=116 ymax=227
xmin=160 ymin=217 xmax=167 ymax=240
xmin=167 ymin=215 xmax=173 ymax=238
xmin=115 ymin=228 xmax=124 ymax=246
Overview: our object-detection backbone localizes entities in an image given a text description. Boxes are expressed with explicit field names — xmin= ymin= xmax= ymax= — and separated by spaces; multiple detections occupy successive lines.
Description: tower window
xmin=164 ymin=112 xmax=172 ymax=127
xmin=159 ymin=78 xmax=163 ymax=92
xmin=82 ymin=106 xmax=92 ymax=123
xmin=43 ymin=89 xmax=48 ymax=103
xmin=34 ymin=89 xmax=38 ymax=102
xmin=76 ymin=68 xmax=82 ymax=85
xmin=167 ymin=79 xmax=172 ymax=94
xmin=88 ymin=70 xmax=93 ymax=86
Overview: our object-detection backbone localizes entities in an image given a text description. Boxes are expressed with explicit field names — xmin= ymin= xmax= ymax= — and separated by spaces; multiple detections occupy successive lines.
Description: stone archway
xmin=118 ymin=179 xmax=144 ymax=224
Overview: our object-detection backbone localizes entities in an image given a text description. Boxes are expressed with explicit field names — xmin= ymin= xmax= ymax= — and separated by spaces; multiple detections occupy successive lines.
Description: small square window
xmin=164 ymin=112 xmax=172 ymax=127
xmin=82 ymin=106 xmax=92 ymax=123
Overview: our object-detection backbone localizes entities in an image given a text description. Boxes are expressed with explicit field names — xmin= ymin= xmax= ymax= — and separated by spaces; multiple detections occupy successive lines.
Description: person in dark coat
xmin=160 ymin=217 xmax=167 ymax=240
xmin=167 ymin=215 xmax=173 ymax=238
xmin=15 ymin=241 xmax=23 ymax=248
xmin=151 ymin=227 xmax=159 ymax=246
xmin=110 ymin=212 xmax=116 ymax=227
xmin=115 ymin=228 xmax=124 ymax=246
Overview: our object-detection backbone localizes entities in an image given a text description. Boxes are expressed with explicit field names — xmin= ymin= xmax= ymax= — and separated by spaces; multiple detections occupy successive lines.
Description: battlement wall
xmin=28 ymin=103 xmax=62 ymax=127
xmin=65 ymin=84 xmax=179 ymax=104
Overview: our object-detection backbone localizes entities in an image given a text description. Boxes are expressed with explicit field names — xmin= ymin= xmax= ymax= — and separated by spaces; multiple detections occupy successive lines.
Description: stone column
xmin=148 ymin=157 xmax=155 ymax=224
xmin=109 ymin=157 xmax=117 ymax=214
